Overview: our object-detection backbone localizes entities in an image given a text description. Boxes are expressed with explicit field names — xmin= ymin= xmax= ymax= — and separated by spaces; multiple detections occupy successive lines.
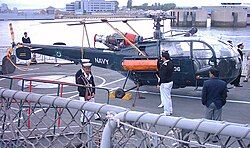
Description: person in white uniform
xmin=158 ymin=51 xmax=174 ymax=115
xmin=244 ymin=51 xmax=250 ymax=82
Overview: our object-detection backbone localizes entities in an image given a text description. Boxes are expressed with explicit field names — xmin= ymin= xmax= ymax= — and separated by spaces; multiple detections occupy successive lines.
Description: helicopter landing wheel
xmin=115 ymin=88 xmax=125 ymax=98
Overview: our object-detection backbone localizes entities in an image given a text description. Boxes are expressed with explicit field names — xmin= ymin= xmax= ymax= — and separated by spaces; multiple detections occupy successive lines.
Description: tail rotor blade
xmin=9 ymin=23 xmax=15 ymax=43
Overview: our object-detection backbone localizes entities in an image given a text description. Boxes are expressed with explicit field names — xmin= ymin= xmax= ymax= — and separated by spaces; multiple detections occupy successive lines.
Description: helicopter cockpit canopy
xmin=160 ymin=37 xmax=241 ymax=81
xmin=160 ymin=37 xmax=239 ymax=58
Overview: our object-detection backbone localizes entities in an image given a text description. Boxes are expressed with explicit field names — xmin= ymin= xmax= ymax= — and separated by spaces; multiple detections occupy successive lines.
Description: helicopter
xmin=2 ymin=15 xmax=242 ymax=98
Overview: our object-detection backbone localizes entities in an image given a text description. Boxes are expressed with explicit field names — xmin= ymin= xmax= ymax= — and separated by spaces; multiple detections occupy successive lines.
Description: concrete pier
xmin=211 ymin=9 xmax=247 ymax=27
xmin=170 ymin=9 xmax=207 ymax=27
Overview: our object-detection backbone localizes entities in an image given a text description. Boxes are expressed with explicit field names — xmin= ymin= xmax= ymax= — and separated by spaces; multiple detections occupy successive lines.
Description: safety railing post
xmin=87 ymin=124 xmax=93 ymax=148
xmin=53 ymin=84 xmax=60 ymax=134
xmin=9 ymin=78 xmax=13 ymax=89
xmin=57 ymin=83 xmax=64 ymax=127
xmin=17 ymin=80 xmax=25 ymax=133
xmin=27 ymin=80 xmax=32 ymax=129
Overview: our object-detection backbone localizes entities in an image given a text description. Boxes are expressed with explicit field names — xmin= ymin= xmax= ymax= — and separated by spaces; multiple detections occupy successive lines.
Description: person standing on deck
xmin=75 ymin=59 xmax=101 ymax=124
xmin=157 ymin=51 xmax=174 ymax=116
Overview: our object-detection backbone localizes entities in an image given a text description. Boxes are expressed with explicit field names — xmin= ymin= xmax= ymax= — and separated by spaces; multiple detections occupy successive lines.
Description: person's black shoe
xmin=235 ymin=85 xmax=243 ymax=87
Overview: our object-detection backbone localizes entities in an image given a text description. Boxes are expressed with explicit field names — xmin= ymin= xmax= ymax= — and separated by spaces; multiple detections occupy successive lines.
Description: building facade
xmin=66 ymin=0 xmax=118 ymax=14
xmin=66 ymin=2 xmax=75 ymax=13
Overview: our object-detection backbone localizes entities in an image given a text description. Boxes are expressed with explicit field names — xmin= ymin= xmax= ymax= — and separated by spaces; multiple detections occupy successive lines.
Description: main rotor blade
xmin=67 ymin=18 xmax=151 ymax=26
xmin=40 ymin=20 xmax=85 ymax=24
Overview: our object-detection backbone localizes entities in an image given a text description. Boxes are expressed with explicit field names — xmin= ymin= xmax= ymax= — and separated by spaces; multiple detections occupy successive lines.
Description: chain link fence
xmin=0 ymin=88 xmax=126 ymax=148
xmin=1 ymin=88 xmax=250 ymax=148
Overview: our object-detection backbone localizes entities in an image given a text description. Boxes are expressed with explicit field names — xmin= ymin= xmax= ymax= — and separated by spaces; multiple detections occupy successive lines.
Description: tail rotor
xmin=1 ymin=23 xmax=31 ymax=75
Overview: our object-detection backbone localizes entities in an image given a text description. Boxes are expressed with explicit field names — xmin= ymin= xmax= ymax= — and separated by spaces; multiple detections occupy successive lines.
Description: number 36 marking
xmin=174 ymin=66 xmax=181 ymax=72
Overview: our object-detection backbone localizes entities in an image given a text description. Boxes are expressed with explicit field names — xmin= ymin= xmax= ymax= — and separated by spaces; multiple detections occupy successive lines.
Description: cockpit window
xmin=160 ymin=41 xmax=191 ymax=57
xmin=192 ymin=41 xmax=214 ymax=71
xmin=205 ymin=38 xmax=238 ymax=58
xmin=192 ymin=42 xmax=213 ymax=59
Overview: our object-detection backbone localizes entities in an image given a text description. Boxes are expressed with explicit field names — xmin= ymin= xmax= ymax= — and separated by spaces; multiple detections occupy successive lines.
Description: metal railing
xmin=0 ymin=75 xmax=110 ymax=103
xmin=0 ymin=88 xmax=125 ymax=148
xmin=102 ymin=111 xmax=250 ymax=148
xmin=0 ymin=75 xmax=110 ymax=133
xmin=1 ymin=88 xmax=250 ymax=148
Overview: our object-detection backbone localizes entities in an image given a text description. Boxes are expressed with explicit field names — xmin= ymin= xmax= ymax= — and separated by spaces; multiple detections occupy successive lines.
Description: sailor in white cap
xmin=237 ymin=42 xmax=244 ymax=61
xmin=75 ymin=59 xmax=91 ymax=84
xmin=81 ymin=58 xmax=90 ymax=63
xmin=231 ymin=42 xmax=244 ymax=87
xmin=75 ymin=59 xmax=101 ymax=123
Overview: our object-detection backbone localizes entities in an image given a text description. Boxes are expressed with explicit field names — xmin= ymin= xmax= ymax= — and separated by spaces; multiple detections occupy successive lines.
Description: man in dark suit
xmin=202 ymin=68 xmax=227 ymax=121
xmin=202 ymin=68 xmax=228 ymax=142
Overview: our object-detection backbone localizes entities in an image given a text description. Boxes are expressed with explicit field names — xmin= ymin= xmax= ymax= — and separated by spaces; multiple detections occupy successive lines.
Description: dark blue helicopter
xmin=3 ymin=15 xmax=241 ymax=98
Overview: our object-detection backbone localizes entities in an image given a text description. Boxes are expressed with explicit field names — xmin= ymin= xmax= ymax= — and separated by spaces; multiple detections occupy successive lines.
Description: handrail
xmin=0 ymin=75 xmax=111 ymax=129
xmin=0 ymin=75 xmax=110 ymax=103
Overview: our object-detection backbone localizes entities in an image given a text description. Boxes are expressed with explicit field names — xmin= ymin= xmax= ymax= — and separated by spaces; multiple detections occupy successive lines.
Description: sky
xmin=0 ymin=0 xmax=249 ymax=9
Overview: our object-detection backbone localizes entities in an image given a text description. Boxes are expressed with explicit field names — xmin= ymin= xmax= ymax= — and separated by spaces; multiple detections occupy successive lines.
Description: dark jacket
xmin=156 ymin=58 xmax=163 ymax=77
xmin=75 ymin=69 xmax=95 ymax=98
xmin=158 ymin=60 xmax=174 ymax=84
xmin=22 ymin=37 xmax=31 ymax=44
xmin=202 ymin=78 xmax=228 ymax=109
xmin=237 ymin=48 xmax=243 ymax=61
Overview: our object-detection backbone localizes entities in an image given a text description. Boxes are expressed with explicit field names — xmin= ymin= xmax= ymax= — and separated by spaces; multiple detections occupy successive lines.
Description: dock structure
xmin=169 ymin=9 xmax=208 ymax=27
xmin=211 ymin=9 xmax=247 ymax=27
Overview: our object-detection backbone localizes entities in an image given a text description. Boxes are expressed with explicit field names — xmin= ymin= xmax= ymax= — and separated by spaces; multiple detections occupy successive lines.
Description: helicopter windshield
xmin=203 ymin=38 xmax=239 ymax=58
xmin=160 ymin=41 xmax=191 ymax=57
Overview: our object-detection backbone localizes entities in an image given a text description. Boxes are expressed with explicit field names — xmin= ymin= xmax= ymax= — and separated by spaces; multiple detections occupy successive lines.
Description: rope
xmin=81 ymin=24 xmax=85 ymax=59
xmin=117 ymin=120 xmax=208 ymax=147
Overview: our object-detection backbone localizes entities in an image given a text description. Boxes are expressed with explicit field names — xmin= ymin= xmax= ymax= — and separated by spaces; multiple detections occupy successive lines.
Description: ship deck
xmin=0 ymin=63 xmax=249 ymax=125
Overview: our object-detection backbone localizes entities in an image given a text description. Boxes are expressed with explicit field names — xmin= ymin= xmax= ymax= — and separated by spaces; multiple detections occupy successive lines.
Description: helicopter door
xmin=161 ymin=41 xmax=196 ymax=88
xmin=192 ymin=41 xmax=215 ymax=81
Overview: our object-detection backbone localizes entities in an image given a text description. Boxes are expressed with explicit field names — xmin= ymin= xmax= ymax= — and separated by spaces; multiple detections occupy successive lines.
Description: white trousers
xmin=245 ymin=60 xmax=250 ymax=80
xmin=160 ymin=81 xmax=173 ymax=115
xmin=79 ymin=97 xmax=97 ymax=122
